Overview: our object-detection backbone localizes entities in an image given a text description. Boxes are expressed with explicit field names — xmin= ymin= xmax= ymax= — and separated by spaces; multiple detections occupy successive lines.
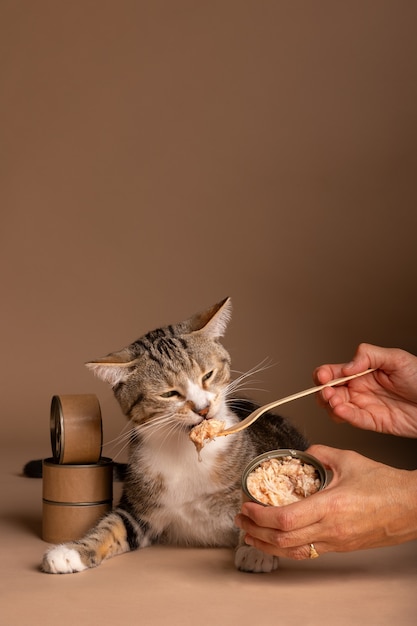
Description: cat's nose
xmin=197 ymin=405 xmax=210 ymax=418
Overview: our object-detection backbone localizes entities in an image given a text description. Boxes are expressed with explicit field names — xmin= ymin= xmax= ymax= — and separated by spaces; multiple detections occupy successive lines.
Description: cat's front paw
xmin=42 ymin=545 xmax=88 ymax=574
xmin=235 ymin=545 xmax=279 ymax=573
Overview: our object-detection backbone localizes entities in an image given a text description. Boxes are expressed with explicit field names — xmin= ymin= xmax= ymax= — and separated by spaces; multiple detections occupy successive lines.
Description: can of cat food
xmin=50 ymin=394 xmax=103 ymax=464
xmin=242 ymin=449 xmax=328 ymax=507
xmin=42 ymin=501 xmax=112 ymax=544
xmin=42 ymin=457 xmax=113 ymax=543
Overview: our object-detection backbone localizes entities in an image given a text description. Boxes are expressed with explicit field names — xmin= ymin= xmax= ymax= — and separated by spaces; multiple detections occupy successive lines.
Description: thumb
xmin=306 ymin=444 xmax=342 ymax=470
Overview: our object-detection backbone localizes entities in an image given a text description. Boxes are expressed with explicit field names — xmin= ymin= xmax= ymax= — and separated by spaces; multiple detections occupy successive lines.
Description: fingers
xmin=313 ymin=363 xmax=343 ymax=385
xmin=306 ymin=443 xmax=347 ymax=471
xmin=238 ymin=497 xmax=320 ymax=533
xmin=313 ymin=342 xmax=382 ymax=386
xmin=242 ymin=531 xmax=324 ymax=560
xmin=314 ymin=342 xmax=407 ymax=386
xmin=236 ymin=486 xmax=329 ymax=540
xmin=235 ymin=507 xmax=327 ymax=560
xmin=315 ymin=384 xmax=354 ymax=424
xmin=313 ymin=343 xmax=389 ymax=423
xmin=351 ymin=343 xmax=401 ymax=374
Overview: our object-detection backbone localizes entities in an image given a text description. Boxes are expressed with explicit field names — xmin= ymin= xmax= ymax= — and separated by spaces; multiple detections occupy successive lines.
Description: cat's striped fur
xmin=42 ymin=298 xmax=308 ymax=574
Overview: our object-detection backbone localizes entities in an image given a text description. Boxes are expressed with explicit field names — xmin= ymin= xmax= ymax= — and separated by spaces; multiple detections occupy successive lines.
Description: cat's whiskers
xmin=111 ymin=438 xmax=132 ymax=461
xmin=232 ymin=356 xmax=274 ymax=377
xmin=227 ymin=358 xmax=275 ymax=398
xmin=102 ymin=423 xmax=137 ymax=460
xmin=136 ymin=410 xmax=190 ymax=455
xmin=102 ymin=421 xmax=134 ymax=448
xmin=136 ymin=411 xmax=179 ymax=441
xmin=103 ymin=415 xmax=174 ymax=460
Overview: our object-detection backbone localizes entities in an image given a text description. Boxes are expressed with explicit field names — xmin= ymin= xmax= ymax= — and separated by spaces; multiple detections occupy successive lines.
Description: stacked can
xmin=42 ymin=395 xmax=113 ymax=543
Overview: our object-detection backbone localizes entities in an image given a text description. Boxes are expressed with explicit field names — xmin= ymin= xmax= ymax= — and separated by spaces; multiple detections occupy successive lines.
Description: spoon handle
xmin=219 ymin=367 xmax=376 ymax=436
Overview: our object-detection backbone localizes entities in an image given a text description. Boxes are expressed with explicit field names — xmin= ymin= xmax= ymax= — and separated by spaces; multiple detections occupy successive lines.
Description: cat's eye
xmin=160 ymin=390 xmax=180 ymax=398
xmin=202 ymin=370 xmax=214 ymax=383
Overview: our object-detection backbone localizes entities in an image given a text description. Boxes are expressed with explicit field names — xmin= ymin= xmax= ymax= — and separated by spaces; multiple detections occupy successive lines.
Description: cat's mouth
xmin=188 ymin=417 xmax=226 ymax=453
xmin=187 ymin=415 xmax=213 ymax=431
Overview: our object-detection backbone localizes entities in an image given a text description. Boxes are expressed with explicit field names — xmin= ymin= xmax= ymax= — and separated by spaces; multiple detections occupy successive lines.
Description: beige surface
xmin=1 ymin=448 xmax=416 ymax=626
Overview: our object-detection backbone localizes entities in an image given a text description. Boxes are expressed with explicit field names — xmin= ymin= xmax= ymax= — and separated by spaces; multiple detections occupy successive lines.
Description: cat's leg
xmin=42 ymin=509 xmax=150 ymax=574
xmin=234 ymin=531 xmax=279 ymax=573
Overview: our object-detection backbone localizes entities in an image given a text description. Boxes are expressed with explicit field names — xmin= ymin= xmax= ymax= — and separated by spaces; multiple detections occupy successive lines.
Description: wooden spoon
xmin=217 ymin=368 xmax=376 ymax=437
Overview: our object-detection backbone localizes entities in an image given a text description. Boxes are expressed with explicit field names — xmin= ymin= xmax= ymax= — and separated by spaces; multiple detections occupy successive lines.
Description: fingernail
xmin=245 ymin=535 xmax=254 ymax=546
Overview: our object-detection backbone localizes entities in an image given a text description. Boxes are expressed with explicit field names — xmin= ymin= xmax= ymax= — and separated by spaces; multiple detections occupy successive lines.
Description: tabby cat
xmin=42 ymin=298 xmax=308 ymax=574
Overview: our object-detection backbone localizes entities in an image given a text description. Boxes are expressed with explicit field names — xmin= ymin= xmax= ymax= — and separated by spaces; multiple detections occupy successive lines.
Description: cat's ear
xmin=186 ymin=297 xmax=232 ymax=338
xmin=85 ymin=348 xmax=136 ymax=386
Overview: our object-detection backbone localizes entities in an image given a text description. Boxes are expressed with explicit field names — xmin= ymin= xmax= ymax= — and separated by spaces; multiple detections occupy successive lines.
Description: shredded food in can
xmin=246 ymin=456 xmax=321 ymax=506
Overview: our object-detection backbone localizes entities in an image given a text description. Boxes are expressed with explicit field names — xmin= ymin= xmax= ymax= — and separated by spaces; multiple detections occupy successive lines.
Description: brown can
xmin=50 ymin=394 xmax=103 ymax=464
xmin=42 ymin=457 xmax=113 ymax=543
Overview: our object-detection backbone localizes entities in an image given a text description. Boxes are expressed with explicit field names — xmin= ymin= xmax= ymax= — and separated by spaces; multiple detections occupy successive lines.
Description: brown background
xmin=2 ymin=1 xmax=417 ymax=470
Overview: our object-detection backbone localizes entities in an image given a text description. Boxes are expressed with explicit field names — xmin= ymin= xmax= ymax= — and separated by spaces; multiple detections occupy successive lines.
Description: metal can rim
xmin=43 ymin=456 xmax=113 ymax=469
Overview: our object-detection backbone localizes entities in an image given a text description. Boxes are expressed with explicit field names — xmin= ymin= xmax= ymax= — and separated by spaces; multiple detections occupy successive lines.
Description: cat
xmin=41 ymin=297 xmax=309 ymax=574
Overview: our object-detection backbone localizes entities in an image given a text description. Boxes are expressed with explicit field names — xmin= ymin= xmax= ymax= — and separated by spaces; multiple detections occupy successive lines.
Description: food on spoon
xmin=189 ymin=419 xmax=225 ymax=453
xmin=246 ymin=456 xmax=321 ymax=506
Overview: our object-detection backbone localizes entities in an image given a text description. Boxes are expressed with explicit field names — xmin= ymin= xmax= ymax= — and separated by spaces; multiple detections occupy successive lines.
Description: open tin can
xmin=242 ymin=448 xmax=328 ymax=506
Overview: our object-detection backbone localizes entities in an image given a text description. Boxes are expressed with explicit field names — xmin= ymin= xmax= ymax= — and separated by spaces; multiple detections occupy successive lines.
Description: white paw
xmin=235 ymin=545 xmax=279 ymax=573
xmin=42 ymin=545 xmax=88 ymax=574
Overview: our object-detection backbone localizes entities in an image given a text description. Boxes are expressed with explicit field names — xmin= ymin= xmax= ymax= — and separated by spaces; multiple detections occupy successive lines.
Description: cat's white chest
xmin=152 ymin=443 xmax=221 ymax=503
xmin=138 ymin=437 xmax=237 ymax=546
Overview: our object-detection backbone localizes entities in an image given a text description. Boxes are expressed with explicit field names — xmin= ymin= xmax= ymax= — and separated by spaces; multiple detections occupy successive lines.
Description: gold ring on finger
xmin=309 ymin=543 xmax=319 ymax=559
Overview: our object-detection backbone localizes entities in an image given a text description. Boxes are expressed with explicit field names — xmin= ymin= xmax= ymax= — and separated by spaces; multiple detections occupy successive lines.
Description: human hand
xmin=235 ymin=444 xmax=417 ymax=559
xmin=314 ymin=343 xmax=417 ymax=438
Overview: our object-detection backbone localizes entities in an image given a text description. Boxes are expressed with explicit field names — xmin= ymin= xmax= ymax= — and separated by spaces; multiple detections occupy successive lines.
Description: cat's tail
xmin=22 ymin=459 xmax=127 ymax=481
